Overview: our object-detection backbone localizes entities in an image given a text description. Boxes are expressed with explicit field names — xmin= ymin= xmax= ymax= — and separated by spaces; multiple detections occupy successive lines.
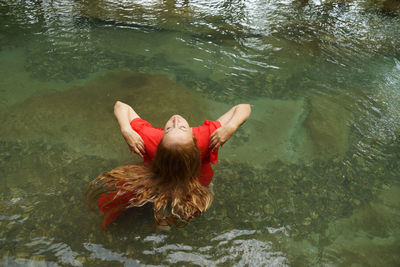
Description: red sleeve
xmin=199 ymin=163 xmax=214 ymax=186
xmin=206 ymin=120 xmax=221 ymax=164
xmin=130 ymin=118 xmax=164 ymax=161
xmin=130 ymin=117 xmax=152 ymax=131
xmin=97 ymin=192 xmax=137 ymax=229
xmin=192 ymin=120 xmax=221 ymax=164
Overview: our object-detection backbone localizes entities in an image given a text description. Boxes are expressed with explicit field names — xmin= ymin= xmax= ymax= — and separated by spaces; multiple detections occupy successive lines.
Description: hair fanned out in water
xmin=85 ymin=137 xmax=214 ymax=228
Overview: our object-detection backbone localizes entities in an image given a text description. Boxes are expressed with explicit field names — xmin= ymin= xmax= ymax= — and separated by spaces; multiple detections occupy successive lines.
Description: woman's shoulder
xmin=130 ymin=118 xmax=164 ymax=144
xmin=130 ymin=118 xmax=164 ymax=131
xmin=192 ymin=120 xmax=221 ymax=136
xmin=193 ymin=120 xmax=221 ymax=130
xmin=193 ymin=120 xmax=221 ymax=161
xmin=130 ymin=117 xmax=150 ymax=127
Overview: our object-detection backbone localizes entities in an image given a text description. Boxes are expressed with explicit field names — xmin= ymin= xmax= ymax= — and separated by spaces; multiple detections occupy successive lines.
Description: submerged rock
xmin=317 ymin=185 xmax=400 ymax=266
xmin=219 ymin=93 xmax=353 ymax=164
xmin=219 ymin=96 xmax=311 ymax=164
xmin=305 ymin=95 xmax=351 ymax=159
xmin=0 ymin=133 xmax=399 ymax=266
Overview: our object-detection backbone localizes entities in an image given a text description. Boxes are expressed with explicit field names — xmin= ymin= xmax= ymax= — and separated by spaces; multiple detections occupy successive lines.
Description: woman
xmin=86 ymin=101 xmax=251 ymax=229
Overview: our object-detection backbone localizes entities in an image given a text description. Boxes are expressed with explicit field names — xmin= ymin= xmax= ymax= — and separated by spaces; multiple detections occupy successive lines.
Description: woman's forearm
xmin=114 ymin=101 xmax=145 ymax=156
xmin=209 ymin=104 xmax=251 ymax=151
xmin=114 ymin=101 xmax=138 ymax=132
xmin=225 ymin=104 xmax=251 ymax=130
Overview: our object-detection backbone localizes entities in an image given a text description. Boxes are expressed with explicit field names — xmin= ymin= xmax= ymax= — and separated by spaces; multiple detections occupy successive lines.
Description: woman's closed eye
xmin=165 ymin=126 xmax=186 ymax=133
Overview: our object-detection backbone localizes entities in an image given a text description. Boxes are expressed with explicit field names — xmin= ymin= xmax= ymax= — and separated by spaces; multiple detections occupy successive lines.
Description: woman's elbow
xmin=239 ymin=104 xmax=251 ymax=113
xmin=114 ymin=100 xmax=124 ymax=108
xmin=114 ymin=101 xmax=126 ymax=114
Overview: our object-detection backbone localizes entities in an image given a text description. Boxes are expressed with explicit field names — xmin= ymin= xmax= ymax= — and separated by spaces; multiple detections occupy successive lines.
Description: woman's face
xmin=162 ymin=115 xmax=193 ymax=147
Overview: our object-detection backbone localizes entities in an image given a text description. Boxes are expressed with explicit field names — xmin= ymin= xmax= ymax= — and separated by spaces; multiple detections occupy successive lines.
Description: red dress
xmin=97 ymin=118 xmax=221 ymax=228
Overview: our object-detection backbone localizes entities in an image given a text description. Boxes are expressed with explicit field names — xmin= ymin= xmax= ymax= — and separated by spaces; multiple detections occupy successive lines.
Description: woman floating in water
xmin=86 ymin=101 xmax=251 ymax=228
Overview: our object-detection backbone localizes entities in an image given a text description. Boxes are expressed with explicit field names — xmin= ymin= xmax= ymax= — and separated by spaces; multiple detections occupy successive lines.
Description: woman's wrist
xmin=121 ymin=126 xmax=133 ymax=135
xmin=227 ymin=104 xmax=251 ymax=130
xmin=225 ymin=122 xmax=238 ymax=134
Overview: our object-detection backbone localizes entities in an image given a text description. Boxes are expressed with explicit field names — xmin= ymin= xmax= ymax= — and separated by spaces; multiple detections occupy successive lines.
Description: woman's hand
xmin=121 ymin=127 xmax=145 ymax=158
xmin=209 ymin=124 xmax=236 ymax=152
xmin=210 ymin=104 xmax=251 ymax=152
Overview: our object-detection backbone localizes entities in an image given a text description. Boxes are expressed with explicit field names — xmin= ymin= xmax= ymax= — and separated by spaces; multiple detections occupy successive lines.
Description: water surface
xmin=1 ymin=0 xmax=399 ymax=266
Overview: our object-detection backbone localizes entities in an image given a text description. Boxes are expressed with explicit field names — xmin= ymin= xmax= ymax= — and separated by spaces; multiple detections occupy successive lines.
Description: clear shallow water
xmin=1 ymin=0 xmax=400 ymax=266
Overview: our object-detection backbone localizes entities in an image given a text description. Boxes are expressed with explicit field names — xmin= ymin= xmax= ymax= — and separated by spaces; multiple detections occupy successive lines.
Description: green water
xmin=1 ymin=0 xmax=400 ymax=266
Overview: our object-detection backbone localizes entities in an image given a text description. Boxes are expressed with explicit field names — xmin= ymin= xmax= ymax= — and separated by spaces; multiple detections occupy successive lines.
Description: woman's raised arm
xmin=114 ymin=101 xmax=145 ymax=157
xmin=114 ymin=101 xmax=140 ymax=129
xmin=209 ymin=104 xmax=251 ymax=152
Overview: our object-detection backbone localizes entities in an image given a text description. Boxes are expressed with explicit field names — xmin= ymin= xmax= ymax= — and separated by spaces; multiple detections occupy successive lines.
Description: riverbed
xmin=1 ymin=0 xmax=399 ymax=266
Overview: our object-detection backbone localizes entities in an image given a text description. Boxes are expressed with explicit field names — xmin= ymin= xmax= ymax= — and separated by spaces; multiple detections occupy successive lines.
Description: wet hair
xmin=85 ymin=137 xmax=214 ymax=228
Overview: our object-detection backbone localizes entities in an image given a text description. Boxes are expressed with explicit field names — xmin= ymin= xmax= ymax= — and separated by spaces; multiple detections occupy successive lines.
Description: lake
xmin=0 ymin=0 xmax=399 ymax=266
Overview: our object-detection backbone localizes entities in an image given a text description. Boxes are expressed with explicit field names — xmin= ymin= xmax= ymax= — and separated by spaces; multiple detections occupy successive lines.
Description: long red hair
xmin=85 ymin=137 xmax=214 ymax=228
